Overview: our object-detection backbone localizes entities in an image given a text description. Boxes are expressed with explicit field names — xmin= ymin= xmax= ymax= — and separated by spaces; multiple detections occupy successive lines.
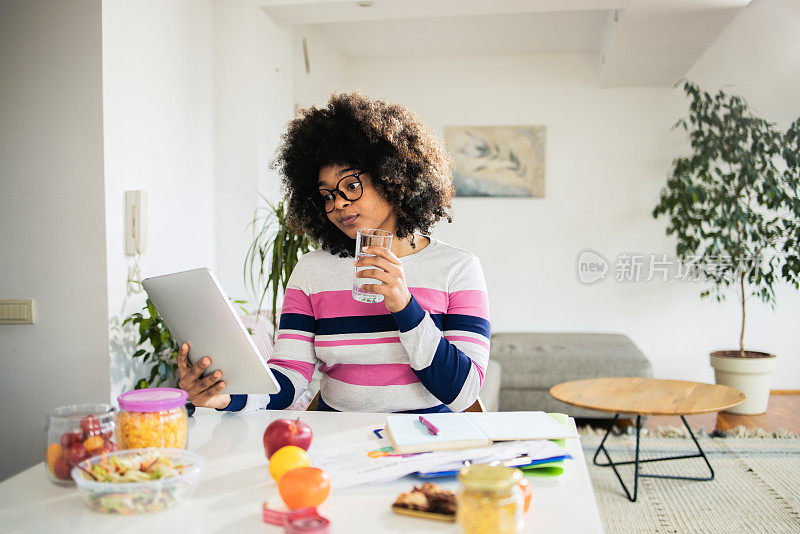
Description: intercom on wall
xmin=125 ymin=190 xmax=147 ymax=256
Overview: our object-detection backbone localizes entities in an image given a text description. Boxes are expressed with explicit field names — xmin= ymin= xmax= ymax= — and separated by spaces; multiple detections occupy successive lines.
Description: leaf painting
xmin=444 ymin=126 xmax=545 ymax=197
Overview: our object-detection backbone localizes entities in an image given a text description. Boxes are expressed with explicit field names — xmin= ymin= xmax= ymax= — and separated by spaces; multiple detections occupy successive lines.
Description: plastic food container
xmin=72 ymin=448 xmax=204 ymax=514
xmin=457 ymin=464 xmax=524 ymax=534
xmin=45 ymin=403 xmax=117 ymax=485
xmin=117 ymin=388 xmax=188 ymax=449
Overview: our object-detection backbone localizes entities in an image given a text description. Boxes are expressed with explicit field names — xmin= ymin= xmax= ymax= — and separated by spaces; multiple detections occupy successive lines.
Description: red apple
xmin=60 ymin=431 xmax=82 ymax=449
xmin=263 ymin=418 xmax=313 ymax=459
xmin=53 ymin=459 xmax=72 ymax=480
xmin=65 ymin=443 xmax=88 ymax=466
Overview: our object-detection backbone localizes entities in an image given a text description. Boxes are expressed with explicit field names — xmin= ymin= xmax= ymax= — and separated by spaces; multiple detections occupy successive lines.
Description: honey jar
xmin=457 ymin=464 xmax=523 ymax=534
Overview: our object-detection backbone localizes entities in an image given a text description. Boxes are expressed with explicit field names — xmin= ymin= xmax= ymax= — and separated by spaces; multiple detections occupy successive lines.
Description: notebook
xmin=384 ymin=411 xmax=579 ymax=454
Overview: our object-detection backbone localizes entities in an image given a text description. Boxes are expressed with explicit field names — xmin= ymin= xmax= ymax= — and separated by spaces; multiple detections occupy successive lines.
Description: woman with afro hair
xmin=178 ymin=91 xmax=491 ymax=413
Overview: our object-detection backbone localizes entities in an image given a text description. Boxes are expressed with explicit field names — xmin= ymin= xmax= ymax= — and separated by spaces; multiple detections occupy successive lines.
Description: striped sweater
xmin=223 ymin=237 xmax=490 ymax=413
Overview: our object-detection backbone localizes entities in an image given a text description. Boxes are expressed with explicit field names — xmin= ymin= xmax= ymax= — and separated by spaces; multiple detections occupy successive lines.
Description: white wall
xmin=687 ymin=0 xmax=800 ymax=128
xmin=292 ymin=24 xmax=349 ymax=110
xmin=0 ymin=0 xmax=110 ymax=480
xmin=212 ymin=0 xmax=295 ymax=303
xmin=343 ymin=28 xmax=800 ymax=387
xmin=103 ymin=0 xmax=216 ymax=401
xmin=103 ymin=0 xmax=295 ymax=398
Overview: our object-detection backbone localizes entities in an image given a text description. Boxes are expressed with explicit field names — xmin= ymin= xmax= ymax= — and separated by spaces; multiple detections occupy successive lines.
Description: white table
xmin=0 ymin=411 xmax=603 ymax=533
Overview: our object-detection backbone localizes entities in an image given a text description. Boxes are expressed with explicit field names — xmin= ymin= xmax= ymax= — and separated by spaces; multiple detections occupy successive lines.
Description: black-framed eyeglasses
xmin=308 ymin=171 xmax=365 ymax=213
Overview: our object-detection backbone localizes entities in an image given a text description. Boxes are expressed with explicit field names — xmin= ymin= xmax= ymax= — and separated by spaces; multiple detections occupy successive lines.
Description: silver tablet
xmin=142 ymin=268 xmax=280 ymax=394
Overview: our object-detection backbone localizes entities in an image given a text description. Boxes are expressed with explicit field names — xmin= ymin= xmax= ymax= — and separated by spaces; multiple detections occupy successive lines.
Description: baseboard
xmin=770 ymin=389 xmax=800 ymax=395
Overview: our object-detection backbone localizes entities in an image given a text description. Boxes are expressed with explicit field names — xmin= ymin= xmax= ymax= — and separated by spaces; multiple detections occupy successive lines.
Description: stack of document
xmin=308 ymin=412 xmax=577 ymax=489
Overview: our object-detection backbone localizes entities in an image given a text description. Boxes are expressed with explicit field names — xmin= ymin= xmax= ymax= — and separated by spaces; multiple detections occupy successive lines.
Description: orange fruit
xmin=278 ymin=467 xmax=331 ymax=509
xmin=268 ymin=445 xmax=310 ymax=482
xmin=46 ymin=443 xmax=63 ymax=468
xmin=83 ymin=435 xmax=104 ymax=453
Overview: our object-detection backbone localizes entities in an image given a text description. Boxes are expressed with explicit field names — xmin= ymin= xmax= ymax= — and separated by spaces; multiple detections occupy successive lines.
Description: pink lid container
xmin=117 ymin=388 xmax=188 ymax=412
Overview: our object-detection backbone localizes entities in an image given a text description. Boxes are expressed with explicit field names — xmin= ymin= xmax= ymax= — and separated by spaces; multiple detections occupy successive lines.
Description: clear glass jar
xmin=457 ymin=464 xmax=524 ymax=534
xmin=45 ymin=403 xmax=117 ymax=485
xmin=117 ymin=388 xmax=189 ymax=449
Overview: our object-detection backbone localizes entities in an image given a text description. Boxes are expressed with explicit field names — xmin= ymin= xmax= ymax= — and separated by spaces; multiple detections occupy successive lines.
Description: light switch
xmin=0 ymin=299 xmax=36 ymax=324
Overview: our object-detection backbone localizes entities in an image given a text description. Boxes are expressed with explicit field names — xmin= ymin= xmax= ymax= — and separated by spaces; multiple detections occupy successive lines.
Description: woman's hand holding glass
xmin=355 ymin=246 xmax=412 ymax=313
xmin=177 ymin=343 xmax=231 ymax=410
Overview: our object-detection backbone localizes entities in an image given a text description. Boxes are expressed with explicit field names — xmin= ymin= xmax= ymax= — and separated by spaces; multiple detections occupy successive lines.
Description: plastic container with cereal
xmin=117 ymin=388 xmax=189 ymax=449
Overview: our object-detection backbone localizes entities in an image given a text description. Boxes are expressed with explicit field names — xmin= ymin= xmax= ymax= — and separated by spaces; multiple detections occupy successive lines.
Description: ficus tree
xmin=653 ymin=81 xmax=800 ymax=357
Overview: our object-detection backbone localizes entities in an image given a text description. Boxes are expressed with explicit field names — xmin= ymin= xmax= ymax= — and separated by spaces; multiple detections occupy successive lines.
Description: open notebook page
xmin=466 ymin=411 xmax=578 ymax=441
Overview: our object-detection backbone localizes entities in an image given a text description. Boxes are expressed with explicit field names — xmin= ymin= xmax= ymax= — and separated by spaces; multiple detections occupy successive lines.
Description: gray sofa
xmin=272 ymin=319 xmax=651 ymax=416
xmin=489 ymin=332 xmax=653 ymax=418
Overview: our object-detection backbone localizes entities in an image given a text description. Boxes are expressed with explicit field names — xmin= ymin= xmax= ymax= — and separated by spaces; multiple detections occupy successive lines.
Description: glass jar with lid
xmin=117 ymin=388 xmax=189 ymax=449
xmin=457 ymin=464 xmax=524 ymax=534
xmin=45 ymin=403 xmax=117 ymax=485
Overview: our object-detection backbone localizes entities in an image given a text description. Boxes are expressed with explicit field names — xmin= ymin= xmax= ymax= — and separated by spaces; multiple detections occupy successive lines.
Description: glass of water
xmin=353 ymin=228 xmax=393 ymax=303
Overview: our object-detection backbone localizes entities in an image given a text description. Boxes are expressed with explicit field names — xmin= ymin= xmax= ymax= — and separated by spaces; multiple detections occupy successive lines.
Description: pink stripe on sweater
xmin=268 ymin=358 xmax=315 ymax=382
xmin=409 ymin=287 xmax=448 ymax=315
xmin=448 ymin=290 xmax=490 ymax=320
xmin=305 ymin=288 xmax=486 ymax=320
xmin=445 ymin=335 xmax=490 ymax=351
xmin=309 ymin=290 xmax=386 ymax=319
xmin=315 ymin=336 xmax=400 ymax=347
xmin=282 ymin=288 xmax=314 ymax=316
xmin=473 ymin=361 xmax=486 ymax=388
xmin=319 ymin=363 xmax=420 ymax=386
xmin=277 ymin=333 xmax=314 ymax=343
xmin=309 ymin=287 xmax=450 ymax=319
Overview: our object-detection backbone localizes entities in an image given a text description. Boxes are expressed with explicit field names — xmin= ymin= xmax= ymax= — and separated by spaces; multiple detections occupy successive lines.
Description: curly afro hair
xmin=269 ymin=91 xmax=455 ymax=257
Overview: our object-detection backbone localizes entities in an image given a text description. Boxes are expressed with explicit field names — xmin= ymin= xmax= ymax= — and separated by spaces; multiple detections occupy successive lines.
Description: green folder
xmin=519 ymin=413 xmax=570 ymax=477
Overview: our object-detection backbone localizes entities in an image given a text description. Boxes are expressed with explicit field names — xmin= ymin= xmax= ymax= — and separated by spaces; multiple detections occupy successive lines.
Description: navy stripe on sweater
xmin=412 ymin=336 xmax=474 ymax=405
xmin=221 ymin=369 xmax=296 ymax=411
xmin=314 ymin=313 xmax=489 ymax=338
xmin=279 ymin=312 xmax=317 ymax=333
xmin=266 ymin=369 xmax=296 ymax=410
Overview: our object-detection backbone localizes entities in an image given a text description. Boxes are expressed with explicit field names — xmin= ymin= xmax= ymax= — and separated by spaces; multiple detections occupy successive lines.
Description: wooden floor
xmin=581 ymin=391 xmax=800 ymax=434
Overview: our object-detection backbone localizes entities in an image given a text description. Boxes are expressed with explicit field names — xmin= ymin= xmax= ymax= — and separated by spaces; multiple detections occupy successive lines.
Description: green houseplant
xmin=244 ymin=196 xmax=315 ymax=334
xmin=122 ymin=298 xmax=180 ymax=390
xmin=653 ymin=81 xmax=800 ymax=414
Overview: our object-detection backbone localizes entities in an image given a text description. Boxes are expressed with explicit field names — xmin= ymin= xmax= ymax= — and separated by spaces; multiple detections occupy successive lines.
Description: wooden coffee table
xmin=550 ymin=377 xmax=745 ymax=501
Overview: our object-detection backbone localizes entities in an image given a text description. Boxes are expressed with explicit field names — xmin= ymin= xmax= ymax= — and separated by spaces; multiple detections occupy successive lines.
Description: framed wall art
xmin=444 ymin=125 xmax=546 ymax=197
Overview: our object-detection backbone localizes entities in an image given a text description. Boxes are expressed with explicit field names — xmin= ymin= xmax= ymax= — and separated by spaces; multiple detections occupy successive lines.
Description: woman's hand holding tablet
xmin=177 ymin=343 xmax=231 ymax=409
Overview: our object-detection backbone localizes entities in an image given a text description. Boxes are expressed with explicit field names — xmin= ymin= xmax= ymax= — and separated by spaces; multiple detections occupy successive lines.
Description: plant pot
xmin=709 ymin=350 xmax=777 ymax=415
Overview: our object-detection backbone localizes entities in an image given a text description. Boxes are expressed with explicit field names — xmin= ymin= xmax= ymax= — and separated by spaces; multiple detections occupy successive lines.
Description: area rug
xmin=579 ymin=429 xmax=800 ymax=533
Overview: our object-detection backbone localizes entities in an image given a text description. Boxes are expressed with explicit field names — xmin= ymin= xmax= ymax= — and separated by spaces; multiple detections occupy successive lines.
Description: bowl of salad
xmin=71 ymin=448 xmax=205 ymax=514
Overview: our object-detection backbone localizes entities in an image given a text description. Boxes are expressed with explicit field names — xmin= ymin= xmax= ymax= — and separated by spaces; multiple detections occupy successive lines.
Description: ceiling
xmin=259 ymin=0 xmax=752 ymax=86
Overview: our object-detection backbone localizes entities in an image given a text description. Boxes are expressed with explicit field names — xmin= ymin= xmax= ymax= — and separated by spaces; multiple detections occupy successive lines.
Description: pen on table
xmin=419 ymin=416 xmax=439 ymax=435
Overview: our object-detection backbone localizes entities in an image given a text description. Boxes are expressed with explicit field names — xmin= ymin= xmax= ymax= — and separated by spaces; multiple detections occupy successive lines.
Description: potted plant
xmin=653 ymin=81 xmax=800 ymax=414
xmin=243 ymin=196 xmax=316 ymax=334
xmin=122 ymin=298 xmax=180 ymax=390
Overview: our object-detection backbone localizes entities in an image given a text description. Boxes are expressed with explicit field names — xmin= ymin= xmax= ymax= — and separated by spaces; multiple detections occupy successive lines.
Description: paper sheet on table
xmin=309 ymin=437 xmax=568 ymax=489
